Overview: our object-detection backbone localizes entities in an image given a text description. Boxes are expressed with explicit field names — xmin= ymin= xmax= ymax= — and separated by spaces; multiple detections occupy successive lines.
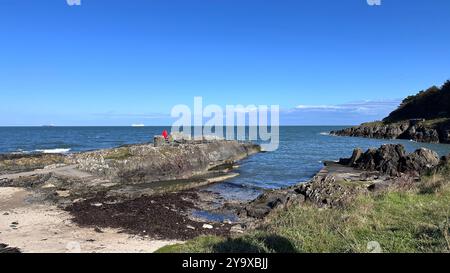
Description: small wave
xmin=35 ymin=148 xmax=71 ymax=154
xmin=319 ymin=132 xmax=330 ymax=136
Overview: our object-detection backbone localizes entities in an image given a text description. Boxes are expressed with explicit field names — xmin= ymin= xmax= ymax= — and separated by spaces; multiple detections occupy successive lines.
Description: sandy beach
xmin=0 ymin=187 xmax=181 ymax=253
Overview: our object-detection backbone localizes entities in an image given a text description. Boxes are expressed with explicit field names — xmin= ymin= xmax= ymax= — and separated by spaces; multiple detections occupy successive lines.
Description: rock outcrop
xmin=74 ymin=140 xmax=261 ymax=183
xmin=339 ymin=144 xmax=440 ymax=177
xmin=331 ymin=119 xmax=450 ymax=144
xmin=241 ymin=166 xmax=370 ymax=219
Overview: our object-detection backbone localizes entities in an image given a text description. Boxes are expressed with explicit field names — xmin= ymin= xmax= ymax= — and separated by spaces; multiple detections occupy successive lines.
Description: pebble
xmin=94 ymin=227 xmax=103 ymax=233
xmin=230 ymin=224 xmax=244 ymax=234
xmin=56 ymin=190 xmax=70 ymax=197
xmin=202 ymin=224 xmax=213 ymax=229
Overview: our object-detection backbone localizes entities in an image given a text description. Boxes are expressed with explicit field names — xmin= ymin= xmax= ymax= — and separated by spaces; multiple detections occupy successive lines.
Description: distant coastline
xmin=332 ymin=80 xmax=450 ymax=144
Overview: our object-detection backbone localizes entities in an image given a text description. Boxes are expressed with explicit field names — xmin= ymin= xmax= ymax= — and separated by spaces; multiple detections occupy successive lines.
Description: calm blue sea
xmin=1 ymin=126 xmax=450 ymax=200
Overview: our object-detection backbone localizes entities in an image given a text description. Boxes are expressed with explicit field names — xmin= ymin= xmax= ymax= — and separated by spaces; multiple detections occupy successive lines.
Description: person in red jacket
xmin=162 ymin=129 xmax=169 ymax=140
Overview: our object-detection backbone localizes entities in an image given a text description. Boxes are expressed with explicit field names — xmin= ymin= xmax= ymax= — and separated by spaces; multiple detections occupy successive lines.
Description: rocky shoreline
xmin=241 ymin=144 xmax=449 ymax=219
xmin=1 ymin=138 xmax=448 ymax=253
xmin=0 ymin=139 xmax=260 ymax=252
xmin=331 ymin=119 xmax=450 ymax=144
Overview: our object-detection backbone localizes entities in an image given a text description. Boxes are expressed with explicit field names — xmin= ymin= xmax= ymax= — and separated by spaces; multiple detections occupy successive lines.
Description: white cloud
xmin=296 ymin=105 xmax=345 ymax=110
xmin=294 ymin=99 xmax=401 ymax=114
xmin=282 ymin=99 xmax=402 ymax=125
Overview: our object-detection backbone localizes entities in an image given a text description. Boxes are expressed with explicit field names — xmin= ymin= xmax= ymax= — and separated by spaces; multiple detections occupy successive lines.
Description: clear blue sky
xmin=1 ymin=0 xmax=449 ymax=125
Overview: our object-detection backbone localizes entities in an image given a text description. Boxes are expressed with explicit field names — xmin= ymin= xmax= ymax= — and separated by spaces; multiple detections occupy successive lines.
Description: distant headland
xmin=332 ymin=80 xmax=450 ymax=144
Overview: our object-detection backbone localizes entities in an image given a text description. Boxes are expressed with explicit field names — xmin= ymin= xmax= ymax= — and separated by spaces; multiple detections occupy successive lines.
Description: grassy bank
xmin=157 ymin=165 xmax=450 ymax=253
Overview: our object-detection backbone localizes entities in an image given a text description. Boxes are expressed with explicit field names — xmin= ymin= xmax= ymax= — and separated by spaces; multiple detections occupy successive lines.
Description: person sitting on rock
xmin=162 ymin=129 xmax=169 ymax=141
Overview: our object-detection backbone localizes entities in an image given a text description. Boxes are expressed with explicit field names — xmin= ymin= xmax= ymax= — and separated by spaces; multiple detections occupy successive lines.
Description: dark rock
xmin=242 ymin=189 xmax=307 ymax=219
xmin=245 ymin=205 xmax=272 ymax=219
xmin=340 ymin=144 xmax=440 ymax=177
xmin=243 ymin=192 xmax=287 ymax=219
xmin=339 ymin=148 xmax=363 ymax=166
xmin=94 ymin=227 xmax=103 ymax=233
xmin=0 ymin=243 xmax=21 ymax=253
xmin=400 ymin=148 xmax=440 ymax=175
xmin=353 ymin=144 xmax=406 ymax=176
xmin=331 ymin=118 xmax=450 ymax=144
xmin=284 ymin=193 xmax=306 ymax=208
xmin=440 ymin=153 xmax=450 ymax=165
xmin=367 ymin=181 xmax=391 ymax=192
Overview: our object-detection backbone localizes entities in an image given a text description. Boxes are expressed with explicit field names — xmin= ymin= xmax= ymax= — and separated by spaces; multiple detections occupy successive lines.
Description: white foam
xmin=35 ymin=148 xmax=71 ymax=154
xmin=319 ymin=132 xmax=330 ymax=136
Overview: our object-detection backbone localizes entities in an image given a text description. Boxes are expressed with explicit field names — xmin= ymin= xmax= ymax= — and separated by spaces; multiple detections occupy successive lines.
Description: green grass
xmin=158 ymin=170 xmax=450 ymax=253
xmin=418 ymin=118 xmax=450 ymax=128
xmin=360 ymin=121 xmax=385 ymax=127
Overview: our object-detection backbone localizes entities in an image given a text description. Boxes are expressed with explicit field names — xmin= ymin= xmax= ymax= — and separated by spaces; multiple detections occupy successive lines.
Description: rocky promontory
xmin=331 ymin=80 xmax=450 ymax=143
xmin=331 ymin=119 xmax=450 ymax=143
xmin=73 ymin=140 xmax=260 ymax=184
